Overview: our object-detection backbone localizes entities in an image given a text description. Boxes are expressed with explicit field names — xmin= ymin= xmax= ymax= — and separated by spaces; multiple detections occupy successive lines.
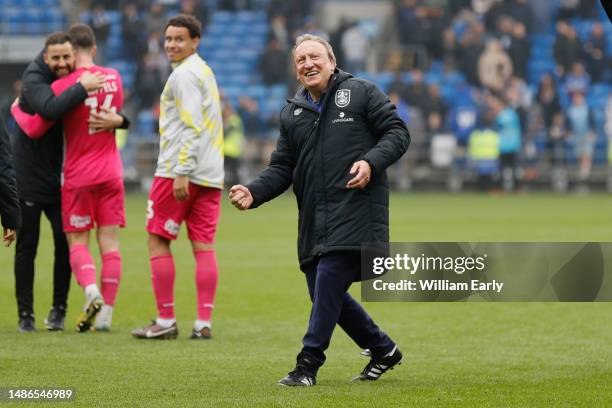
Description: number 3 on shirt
xmin=85 ymin=95 xmax=116 ymax=134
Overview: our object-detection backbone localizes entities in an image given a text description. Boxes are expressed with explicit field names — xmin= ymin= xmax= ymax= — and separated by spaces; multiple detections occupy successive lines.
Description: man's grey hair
xmin=292 ymin=33 xmax=336 ymax=66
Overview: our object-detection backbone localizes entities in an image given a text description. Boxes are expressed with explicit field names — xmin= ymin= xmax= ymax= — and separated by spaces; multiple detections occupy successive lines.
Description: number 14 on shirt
xmin=85 ymin=95 xmax=116 ymax=135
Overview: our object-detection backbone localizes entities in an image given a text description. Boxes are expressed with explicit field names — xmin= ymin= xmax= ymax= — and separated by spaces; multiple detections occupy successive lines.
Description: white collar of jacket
xmin=170 ymin=52 xmax=201 ymax=70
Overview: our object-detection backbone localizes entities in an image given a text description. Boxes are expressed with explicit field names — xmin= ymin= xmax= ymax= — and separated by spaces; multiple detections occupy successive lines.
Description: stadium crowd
xmin=1 ymin=0 xmax=610 ymax=192
xmin=72 ymin=0 xmax=611 ymax=191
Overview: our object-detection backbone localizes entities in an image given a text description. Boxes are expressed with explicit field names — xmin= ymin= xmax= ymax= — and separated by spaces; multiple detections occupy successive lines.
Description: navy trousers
xmin=300 ymin=251 xmax=395 ymax=370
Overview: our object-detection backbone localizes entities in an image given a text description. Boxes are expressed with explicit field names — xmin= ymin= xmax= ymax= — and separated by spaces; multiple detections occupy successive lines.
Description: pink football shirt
xmin=52 ymin=66 xmax=124 ymax=189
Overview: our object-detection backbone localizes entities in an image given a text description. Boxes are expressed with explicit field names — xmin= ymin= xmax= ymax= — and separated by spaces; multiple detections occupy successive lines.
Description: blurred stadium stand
xmin=0 ymin=0 xmax=611 ymax=192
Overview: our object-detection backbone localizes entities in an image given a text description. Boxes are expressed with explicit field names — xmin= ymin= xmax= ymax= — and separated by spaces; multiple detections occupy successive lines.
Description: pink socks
xmin=151 ymin=255 xmax=176 ymax=319
xmin=101 ymin=251 xmax=122 ymax=306
xmin=70 ymin=244 xmax=97 ymax=288
xmin=194 ymin=250 xmax=218 ymax=321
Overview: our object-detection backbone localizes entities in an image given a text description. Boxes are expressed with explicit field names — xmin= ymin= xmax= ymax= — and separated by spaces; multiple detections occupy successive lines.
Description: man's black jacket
xmin=12 ymin=53 xmax=88 ymax=204
xmin=0 ymin=116 xmax=21 ymax=230
xmin=247 ymin=69 xmax=410 ymax=269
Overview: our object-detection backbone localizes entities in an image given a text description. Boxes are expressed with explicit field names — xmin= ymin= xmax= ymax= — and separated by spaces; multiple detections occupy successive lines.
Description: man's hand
xmin=229 ymin=185 xmax=253 ymax=210
xmin=89 ymin=106 xmax=123 ymax=132
xmin=346 ymin=160 xmax=371 ymax=189
xmin=79 ymin=71 xmax=105 ymax=92
xmin=3 ymin=228 xmax=16 ymax=247
xmin=173 ymin=175 xmax=190 ymax=201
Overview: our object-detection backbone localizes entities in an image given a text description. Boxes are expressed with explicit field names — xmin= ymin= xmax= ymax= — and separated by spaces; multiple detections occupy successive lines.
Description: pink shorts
xmin=62 ymin=178 xmax=126 ymax=232
xmin=146 ymin=177 xmax=221 ymax=243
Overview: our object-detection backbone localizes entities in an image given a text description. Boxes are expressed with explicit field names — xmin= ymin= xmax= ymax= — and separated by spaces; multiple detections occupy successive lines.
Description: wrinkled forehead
xmin=45 ymin=42 xmax=73 ymax=57
xmin=294 ymin=40 xmax=329 ymax=61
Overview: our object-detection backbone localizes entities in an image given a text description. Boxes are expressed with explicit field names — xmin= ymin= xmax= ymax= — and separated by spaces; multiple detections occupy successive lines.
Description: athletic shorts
xmin=146 ymin=176 xmax=221 ymax=243
xmin=62 ymin=178 xmax=126 ymax=232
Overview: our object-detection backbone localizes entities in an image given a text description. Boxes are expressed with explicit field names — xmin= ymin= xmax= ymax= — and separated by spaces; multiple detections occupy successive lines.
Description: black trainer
xmin=44 ymin=307 xmax=66 ymax=331
xmin=278 ymin=368 xmax=316 ymax=386
xmin=18 ymin=313 xmax=36 ymax=333
xmin=354 ymin=345 xmax=402 ymax=381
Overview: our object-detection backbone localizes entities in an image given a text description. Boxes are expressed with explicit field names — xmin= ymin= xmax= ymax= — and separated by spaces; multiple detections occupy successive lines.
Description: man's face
xmin=43 ymin=42 xmax=75 ymax=78
xmin=294 ymin=40 xmax=335 ymax=95
xmin=164 ymin=26 xmax=199 ymax=63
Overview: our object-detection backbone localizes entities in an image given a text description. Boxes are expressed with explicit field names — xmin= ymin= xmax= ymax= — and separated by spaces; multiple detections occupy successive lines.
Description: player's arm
xmin=0 ymin=119 xmax=21 ymax=245
xmin=173 ymin=70 xmax=206 ymax=178
xmin=11 ymin=98 xmax=53 ymax=139
xmin=22 ymin=70 xmax=104 ymax=120
xmin=170 ymin=71 xmax=207 ymax=200
xmin=89 ymin=106 xmax=131 ymax=131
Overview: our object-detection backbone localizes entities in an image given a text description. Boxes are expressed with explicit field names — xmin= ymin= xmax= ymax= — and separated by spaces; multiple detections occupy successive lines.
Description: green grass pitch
xmin=0 ymin=193 xmax=610 ymax=407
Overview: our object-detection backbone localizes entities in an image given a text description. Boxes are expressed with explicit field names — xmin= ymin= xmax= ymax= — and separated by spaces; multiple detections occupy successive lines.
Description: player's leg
xmin=186 ymin=186 xmax=221 ymax=339
xmin=132 ymin=177 xmax=186 ymax=339
xmin=93 ymin=178 xmax=126 ymax=331
xmin=62 ymin=185 xmax=103 ymax=332
xmin=14 ymin=200 xmax=43 ymax=332
xmin=42 ymin=201 xmax=70 ymax=331
xmin=94 ymin=225 xmax=121 ymax=331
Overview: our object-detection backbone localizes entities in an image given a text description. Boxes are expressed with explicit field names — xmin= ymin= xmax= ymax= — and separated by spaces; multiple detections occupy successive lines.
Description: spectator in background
xmin=549 ymin=112 xmax=568 ymax=166
xmin=506 ymin=0 xmax=534 ymax=34
xmin=557 ymin=0 xmax=581 ymax=21
xmin=582 ymin=22 xmax=607 ymax=83
xmin=269 ymin=14 xmax=289 ymax=51
xmin=457 ymin=22 xmax=486 ymax=86
xmin=388 ymin=72 xmax=410 ymax=103
xmin=548 ymin=112 xmax=570 ymax=191
xmin=468 ymin=112 xmax=499 ymax=191
xmin=396 ymin=0 xmax=431 ymax=68
xmin=494 ymin=15 xmax=514 ymax=49
xmin=565 ymin=62 xmax=591 ymax=95
xmin=341 ymin=21 xmax=369 ymax=73
xmin=422 ymin=83 xmax=447 ymax=123
xmin=606 ymin=92 xmax=612 ymax=142
xmin=490 ymin=93 xmax=522 ymax=191
xmin=90 ymin=4 xmax=111 ymax=64
xmin=330 ymin=17 xmax=352 ymax=69
xmin=536 ymin=73 xmax=561 ymax=134
xmin=389 ymin=91 xmax=411 ymax=126
xmin=146 ymin=31 xmax=171 ymax=81
xmin=507 ymin=21 xmax=529 ymax=81
xmin=135 ymin=53 xmax=163 ymax=111
xmin=180 ymin=0 xmax=209 ymax=29
xmin=259 ymin=38 xmax=290 ymax=86
xmin=222 ymin=102 xmax=245 ymax=187
xmin=146 ymin=2 xmax=167 ymax=36
xmin=121 ymin=3 xmax=146 ymax=63
xmin=566 ymin=91 xmax=594 ymax=183
xmin=237 ymin=96 xmax=268 ymax=140
xmin=404 ymin=68 xmax=428 ymax=114
xmin=478 ymin=38 xmax=513 ymax=92
xmin=553 ymin=21 xmax=581 ymax=76
xmin=450 ymin=102 xmax=478 ymax=147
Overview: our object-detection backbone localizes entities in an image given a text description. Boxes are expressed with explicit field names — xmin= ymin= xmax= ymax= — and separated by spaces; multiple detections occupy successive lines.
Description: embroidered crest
xmin=335 ymin=89 xmax=351 ymax=108
xmin=294 ymin=107 xmax=303 ymax=116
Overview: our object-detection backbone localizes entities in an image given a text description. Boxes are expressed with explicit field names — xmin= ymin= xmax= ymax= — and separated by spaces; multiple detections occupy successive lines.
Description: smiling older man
xmin=230 ymin=34 xmax=410 ymax=386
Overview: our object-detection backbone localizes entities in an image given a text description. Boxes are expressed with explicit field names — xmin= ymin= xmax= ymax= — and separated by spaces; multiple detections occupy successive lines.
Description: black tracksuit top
xmin=247 ymin=69 xmax=411 ymax=269
xmin=11 ymin=53 xmax=88 ymax=204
